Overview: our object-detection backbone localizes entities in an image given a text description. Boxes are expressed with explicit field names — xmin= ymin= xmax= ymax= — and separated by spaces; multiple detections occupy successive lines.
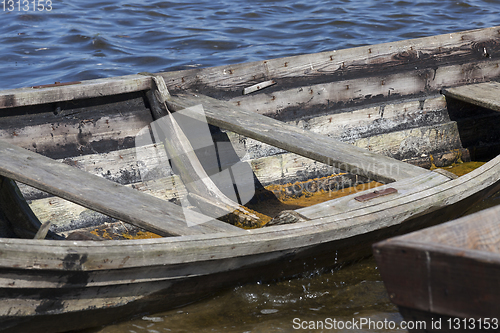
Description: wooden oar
xmin=0 ymin=140 xmax=243 ymax=237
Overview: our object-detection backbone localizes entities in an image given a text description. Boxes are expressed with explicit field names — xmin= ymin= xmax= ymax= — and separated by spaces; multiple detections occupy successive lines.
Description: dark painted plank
xmin=443 ymin=81 xmax=500 ymax=112
xmin=167 ymin=92 xmax=428 ymax=183
xmin=374 ymin=204 xmax=500 ymax=319
xmin=375 ymin=239 xmax=500 ymax=319
xmin=0 ymin=140 xmax=242 ymax=236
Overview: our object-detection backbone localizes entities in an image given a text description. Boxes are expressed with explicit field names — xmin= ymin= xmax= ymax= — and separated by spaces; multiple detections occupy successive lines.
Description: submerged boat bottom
xmin=248 ymin=178 xmax=383 ymax=220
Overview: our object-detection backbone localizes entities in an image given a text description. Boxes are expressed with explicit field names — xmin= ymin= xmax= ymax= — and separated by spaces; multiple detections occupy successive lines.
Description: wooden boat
xmin=373 ymin=203 xmax=500 ymax=332
xmin=1 ymin=25 xmax=500 ymax=332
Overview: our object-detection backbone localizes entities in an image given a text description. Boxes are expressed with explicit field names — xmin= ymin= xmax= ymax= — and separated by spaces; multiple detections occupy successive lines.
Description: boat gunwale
xmin=375 ymin=238 xmax=500 ymax=266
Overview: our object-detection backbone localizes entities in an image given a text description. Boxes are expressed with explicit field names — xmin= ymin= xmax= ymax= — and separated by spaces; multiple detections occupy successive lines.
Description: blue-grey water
xmin=2 ymin=1 xmax=500 ymax=332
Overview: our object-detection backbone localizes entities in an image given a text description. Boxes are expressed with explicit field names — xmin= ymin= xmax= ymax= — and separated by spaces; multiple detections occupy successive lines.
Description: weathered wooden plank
xmin=249 ymin=152 xmax=341 ymax=186
xmin=443 ymin=81 xmax=500 ymax=112
xmin=0 ymin=75 xmax=151 ymax=109
xmin=233 ymin=121 xmax=461 ymax=167
xmin=352 ymin=122 xmax=462 ymax=161
xmin=429 ymin=60 xmax=500 ymax=91
xmin=18 ymin=143 xmax=176 ymax=201
xmin=0 ymin=94 xmax=153 ymax=161
xmin=224 ymin=60 xmax=500 ymax=121
xmin=296 ymin=96 xmax=448 ymax=141
xmin=296 ymin=171 xmax=451 ymax=219
xmin=167 ymin=92 xmax=429 ymax=183
xmin=221 ymin=95 xmax=461 ymax=169
xmin=27 ymin=175 xmax=186 ymax=233
xmin=0 ymin=140 xmax=242 ymax=236
xmin=230 ymin=71 xmax=429 ymax=118
xmin=146 ymin=76 xmax=263 ymax=226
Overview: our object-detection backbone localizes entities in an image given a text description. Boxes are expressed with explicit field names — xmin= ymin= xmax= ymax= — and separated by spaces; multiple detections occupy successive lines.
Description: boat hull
xmin=2 ymin=177 xmax=500 ymax=332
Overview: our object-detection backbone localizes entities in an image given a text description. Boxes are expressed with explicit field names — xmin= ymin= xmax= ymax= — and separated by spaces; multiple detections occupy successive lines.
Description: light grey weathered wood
xmin=242 ymin=80 xmax=276 ymax=95
xmin=0 ymin=75 xmax=151 ymax=109
xmin=167 ymin=92 xmax=428 ymax=183
xmin=443 ymin=81 xmax=500 ymax=112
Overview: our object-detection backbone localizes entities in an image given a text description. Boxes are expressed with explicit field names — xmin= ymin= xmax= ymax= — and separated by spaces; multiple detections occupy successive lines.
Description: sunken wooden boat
xmin=1 ymin=26 xmax=500 ymax=332
xmin=373 ymin=203 xmax=500 ymax=332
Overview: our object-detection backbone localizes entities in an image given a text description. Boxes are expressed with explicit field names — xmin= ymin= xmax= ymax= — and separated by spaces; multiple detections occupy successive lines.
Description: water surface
xmin=93 ymin=257 xmax=406 ymax=333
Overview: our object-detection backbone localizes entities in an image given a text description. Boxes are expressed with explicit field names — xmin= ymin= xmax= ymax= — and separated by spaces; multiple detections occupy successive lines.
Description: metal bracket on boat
xmin=354 ymin=188 xmax=398 ymax=202
xmin=242 ymin=80 xmax=276 ymax=95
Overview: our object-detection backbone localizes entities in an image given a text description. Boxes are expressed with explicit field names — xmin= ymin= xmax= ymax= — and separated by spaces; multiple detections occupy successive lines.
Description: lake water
xmin=2 ymin=0 xmax=500 ymax=332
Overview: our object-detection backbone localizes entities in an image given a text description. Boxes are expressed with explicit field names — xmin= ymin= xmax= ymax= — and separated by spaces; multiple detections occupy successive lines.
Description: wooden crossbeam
xmin=167 ymin=92 xmax=429 ymax=183
xmin=0 ymin=140 xmax=242 ymax=237
xmin=443 ymin=81 xmax=500 ymax=112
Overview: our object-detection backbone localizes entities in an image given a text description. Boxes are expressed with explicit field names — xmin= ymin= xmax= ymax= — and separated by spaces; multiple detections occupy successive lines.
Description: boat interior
xmin=0 ymin=77 xmax=499 ymax=242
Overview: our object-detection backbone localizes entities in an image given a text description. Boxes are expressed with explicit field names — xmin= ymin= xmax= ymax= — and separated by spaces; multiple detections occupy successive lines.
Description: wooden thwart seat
xmin=443 ymin=81 xmax=500 ymax=112
xmin=167 ymin=92 xmax=429 ymax=183
xmin=0 ymin=140 xmax=243 ymax=237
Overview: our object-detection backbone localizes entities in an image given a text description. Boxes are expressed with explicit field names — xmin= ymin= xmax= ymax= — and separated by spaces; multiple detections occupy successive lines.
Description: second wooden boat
xmin=374 ymin=204 xmax=500 ymax=332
